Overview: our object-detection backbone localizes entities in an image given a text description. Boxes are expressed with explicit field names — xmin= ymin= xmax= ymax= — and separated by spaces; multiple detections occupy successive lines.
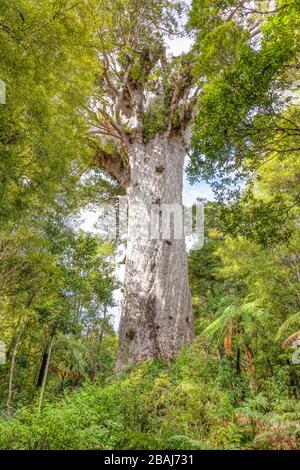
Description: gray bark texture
xmin=117 ymin=134 xmax=194 ymax=370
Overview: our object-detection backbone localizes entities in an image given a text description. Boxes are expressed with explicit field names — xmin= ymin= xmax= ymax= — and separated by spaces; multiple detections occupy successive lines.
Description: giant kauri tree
xmin=87 ymin=0 xmax=196 ymax=368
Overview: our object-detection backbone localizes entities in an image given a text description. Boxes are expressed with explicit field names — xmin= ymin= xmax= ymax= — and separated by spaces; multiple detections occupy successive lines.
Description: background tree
xmin=188 ymin=0 xmax=300 ymax=242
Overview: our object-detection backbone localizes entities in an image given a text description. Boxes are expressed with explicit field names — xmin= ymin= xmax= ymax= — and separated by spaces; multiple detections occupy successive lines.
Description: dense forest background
xmin=0 ymin=0 xmax=299 ymax=450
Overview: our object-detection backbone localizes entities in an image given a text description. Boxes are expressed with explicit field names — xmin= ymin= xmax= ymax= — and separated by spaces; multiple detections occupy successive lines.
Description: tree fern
xmin=276 ymin=312 xmax=300 ymax=341
xmin=203 ymin=300 xmax=267 ymax=345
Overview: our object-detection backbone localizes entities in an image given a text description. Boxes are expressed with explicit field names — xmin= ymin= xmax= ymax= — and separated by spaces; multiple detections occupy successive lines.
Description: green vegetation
xmin=0 ymin=343 xmax=299 ymax=450
xmin=0 ymin=0 xmax=299 ymax=450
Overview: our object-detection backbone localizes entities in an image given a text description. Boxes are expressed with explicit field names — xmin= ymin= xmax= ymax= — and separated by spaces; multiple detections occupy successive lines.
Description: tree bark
xmin=36 ymin=350 xmax=49 ymax=389
xmin=7 ymin=320 xmax=26 ymax=416
xmin=37 ymin=333 xmax=55 ymax=415
xmin=117 ymin=134 xmax=194 ymax=369
xmin=6 ymin=288 xmax=40 ymax=414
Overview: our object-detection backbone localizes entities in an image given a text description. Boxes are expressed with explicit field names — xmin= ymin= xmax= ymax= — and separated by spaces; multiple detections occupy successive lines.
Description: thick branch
xmin=95 ymin=147 xmax=130 ymax=189
xmin=167 ymin=63 xmax=195 ymax=136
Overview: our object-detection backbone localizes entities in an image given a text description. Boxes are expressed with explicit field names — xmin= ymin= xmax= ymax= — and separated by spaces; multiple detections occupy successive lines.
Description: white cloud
xmin=165 ymin=36 xmax=193 ymax=56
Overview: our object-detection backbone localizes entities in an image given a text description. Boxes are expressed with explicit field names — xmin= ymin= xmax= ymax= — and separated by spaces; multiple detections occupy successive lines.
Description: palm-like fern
xmin=275 ymin=311 xmax=300 ymax=348
xmin=203 ymin=300 xmax=267 ymax=387
xmin=203 ymin=300 xmax=267 ymax=346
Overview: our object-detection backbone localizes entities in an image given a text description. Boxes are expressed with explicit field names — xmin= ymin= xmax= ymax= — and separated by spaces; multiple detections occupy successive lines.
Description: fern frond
xmin=276 ymin=311 xmax=300 ymax=341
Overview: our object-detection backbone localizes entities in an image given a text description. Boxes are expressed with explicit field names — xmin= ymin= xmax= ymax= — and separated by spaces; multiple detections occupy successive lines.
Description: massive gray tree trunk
xmin=117 ymin=134 xmax=194 ymax=370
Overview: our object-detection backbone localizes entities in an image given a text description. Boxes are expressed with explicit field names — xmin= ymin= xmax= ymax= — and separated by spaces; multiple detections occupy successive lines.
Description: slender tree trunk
xmin=7 ymin=290 xmax=37 ymax=414
xmin=287 ymin=358 xmax=300 ymax=399
xmin=7 ymin=320 xmax=26 ymax=416
xmin=117 ymin=135 xmax=194 ymax=369
xmin=36 ymin=350 xmax=48 ymax=389
xmin=245 ymin=344 xmax=256 ymax=393
xmin=98 ymin=304 xmax=107 ymax=355
xmin=236 ymin=347 xmax=241 ymax=375
xmin=37 ymin=333 xmax=55 ymax=414
xmin=7 ymin=287 xmax=40 ymax=413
